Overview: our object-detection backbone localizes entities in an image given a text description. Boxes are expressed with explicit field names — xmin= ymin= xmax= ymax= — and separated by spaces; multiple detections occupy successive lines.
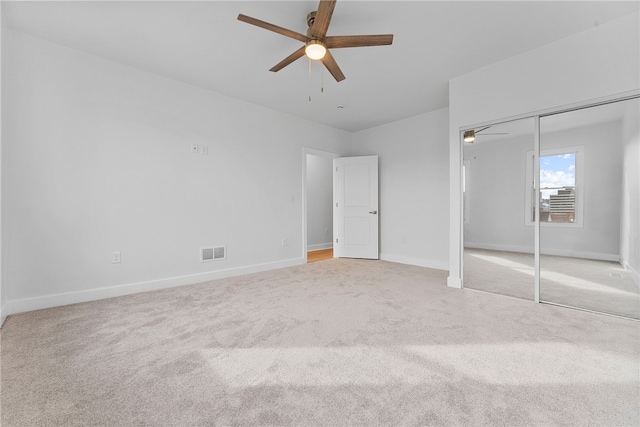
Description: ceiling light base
xmin=463 ymin=130 xmax=476 ymax=143
xmin=305 ymin=40 xmax=327 ymax=60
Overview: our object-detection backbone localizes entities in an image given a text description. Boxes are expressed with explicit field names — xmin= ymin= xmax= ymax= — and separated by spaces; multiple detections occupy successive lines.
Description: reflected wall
xmin=539 ymin=98 xmax=640 ymax=319
xmin=463 ymin=118 xmax=535 ymax=301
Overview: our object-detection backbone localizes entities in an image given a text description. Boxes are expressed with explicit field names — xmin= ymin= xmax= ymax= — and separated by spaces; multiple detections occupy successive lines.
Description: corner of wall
xmin=447 ymin=276 xmax=462 ymax=289
xmin=0 ymin=305 xmax=6 ymax=328
xmin=0 ymin=3 xmax=5 ymax=330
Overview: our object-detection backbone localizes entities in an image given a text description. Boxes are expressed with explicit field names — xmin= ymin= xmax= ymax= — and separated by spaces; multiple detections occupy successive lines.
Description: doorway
xmin=303 ymin=148 xmax=339 ymax=263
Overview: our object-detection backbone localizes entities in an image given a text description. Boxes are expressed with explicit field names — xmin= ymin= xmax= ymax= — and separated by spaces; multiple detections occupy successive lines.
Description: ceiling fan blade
xmin=322 ymin=49 xmax=345 ymax=82
xmin=325 ymin=34 xmax=394 ymax=49
xmin=237 ymin=14 xmax=309 ymax=43
xmin=310 ymin=0 xmax=337 ymax=39
xmin=270 ymin=46 xmax=306 ymax=72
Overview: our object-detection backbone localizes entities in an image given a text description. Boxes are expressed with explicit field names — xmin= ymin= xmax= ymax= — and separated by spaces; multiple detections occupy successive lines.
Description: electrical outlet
xmin=112 ymin=251 xmax=121 ymax=264
xmin=282 ymin=238 xmax=288 ymax=247
xmin=191 ymin=144 xmax=199 ymax=154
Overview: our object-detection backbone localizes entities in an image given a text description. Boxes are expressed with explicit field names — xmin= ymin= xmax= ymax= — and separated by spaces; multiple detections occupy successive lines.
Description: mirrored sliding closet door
xmin=463 ymin=118 xmax=536 ymax=301
xmin=539 ymin=98 xmax=640 ymax=319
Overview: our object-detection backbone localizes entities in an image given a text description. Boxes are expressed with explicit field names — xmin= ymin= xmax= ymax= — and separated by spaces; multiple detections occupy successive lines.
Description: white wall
xmin=620 ymin=100 xmax=640 ymax=284
xmin=352 ymin=108 xmax=449 ymax=270
xmin=465 ymin=120 xmax=624 ymax=260
xmin=463 ymin=132 xmax=535 ymax=253
xmin=0 ymin=5 xmax=5 ymax=326
xmin=540 ymin=121 xmax=623 ymax=259
xmin=1 ymin=30 xmax=351 ymax=315
xmin=448 ymin=12 xmax=640 ymax=287
xmin=306 ymin=154 xmax=333 ymax=251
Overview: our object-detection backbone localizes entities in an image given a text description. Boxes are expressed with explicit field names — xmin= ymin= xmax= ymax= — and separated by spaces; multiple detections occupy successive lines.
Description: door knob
xmin=369 ymin=210 xmax=378 ymax=214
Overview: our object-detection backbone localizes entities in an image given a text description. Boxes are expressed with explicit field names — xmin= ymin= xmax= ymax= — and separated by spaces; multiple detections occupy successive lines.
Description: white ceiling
xmin=3 ymin=1 xmax=638 ymax=132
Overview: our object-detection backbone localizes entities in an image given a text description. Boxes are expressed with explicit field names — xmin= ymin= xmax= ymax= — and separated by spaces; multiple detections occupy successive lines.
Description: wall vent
xmin=201 ymin=246 xmax=226 ymax=262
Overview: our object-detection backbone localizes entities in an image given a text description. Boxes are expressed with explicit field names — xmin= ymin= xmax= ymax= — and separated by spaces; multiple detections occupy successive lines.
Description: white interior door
xmin=334 ymin=156 xmax=379 ymax=259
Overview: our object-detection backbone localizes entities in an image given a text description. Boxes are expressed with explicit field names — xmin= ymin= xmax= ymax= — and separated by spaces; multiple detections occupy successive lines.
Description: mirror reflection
xmin=463 ymin=118 xmax=535 ymax=300
xmin=539 ymin=98 xmax=640 ymax=319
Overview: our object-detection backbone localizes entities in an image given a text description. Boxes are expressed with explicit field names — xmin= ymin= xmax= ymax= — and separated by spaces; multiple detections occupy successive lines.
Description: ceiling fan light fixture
xmin=463 ymin=130 xmax=476 ymax=143
xmin=305 ymin=40 xmax=327 ymax=60
xmin=237 ymin=0 xmax=393 ymax=82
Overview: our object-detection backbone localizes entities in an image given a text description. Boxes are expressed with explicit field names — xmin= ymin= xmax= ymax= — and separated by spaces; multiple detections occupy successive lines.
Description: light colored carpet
xmin=1 ymin=258 xmax=639 ymax=426
xmin=464 ymin=248 xmax=640 ymax=319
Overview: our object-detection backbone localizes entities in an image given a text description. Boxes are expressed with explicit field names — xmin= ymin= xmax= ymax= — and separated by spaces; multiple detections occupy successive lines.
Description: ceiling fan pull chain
xmin=308 ymin=58 xmax=312 ymax=102
xmin=321 ymin=67 xmax=324 ymax=94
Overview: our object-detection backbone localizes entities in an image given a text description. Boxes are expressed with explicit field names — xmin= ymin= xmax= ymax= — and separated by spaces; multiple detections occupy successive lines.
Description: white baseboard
xmin=464 ymin=242 xmax=533 ymax=254
xmin=447 ymin=276 xmax=462 ymax=289
xmin=540 ymin=248 xmax=619 ymax=262
xmin=621 ymin=259 xmax=640 ymax=289
xmin=307 ymin=243 xmax=333 ymax=252
xmin=380 ymin=253 xmax=448 ymax=271
xmin=5 ymin=257 xmax=306 ymax=317
xmin=0 ymin=303 xmax=7 ymax=328
xmin=464 ymin=242 xmax=619 ymax=262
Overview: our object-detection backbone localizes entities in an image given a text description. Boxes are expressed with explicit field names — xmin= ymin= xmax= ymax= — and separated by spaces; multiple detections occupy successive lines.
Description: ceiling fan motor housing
xmin=307 ymin=11 xmax=317 ymax=29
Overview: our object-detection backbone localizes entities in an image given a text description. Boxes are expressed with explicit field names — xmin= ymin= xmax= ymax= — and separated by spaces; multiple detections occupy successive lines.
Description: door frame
xmin=302 ymin=148 xmax=340 ymax=262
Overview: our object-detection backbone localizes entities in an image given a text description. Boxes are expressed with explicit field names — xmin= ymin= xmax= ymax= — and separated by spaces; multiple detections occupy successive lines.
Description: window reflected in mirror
xmin=539 ymin=97 xmax=640 ymax=319
xmin=463 ymin=97 xmax=639 ymax=320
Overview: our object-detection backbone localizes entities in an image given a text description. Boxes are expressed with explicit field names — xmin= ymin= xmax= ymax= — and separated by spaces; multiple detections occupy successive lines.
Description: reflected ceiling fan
xmin=237 ymin=0 xmax=393 ymax=82
xmin=463 ymin=126 xmax=509 ymax=143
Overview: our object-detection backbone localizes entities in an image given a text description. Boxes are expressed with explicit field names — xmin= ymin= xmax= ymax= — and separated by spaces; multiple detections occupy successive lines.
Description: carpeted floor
xmin=1 ymin=258 xmax=639 ymax=426
xmin=464 ymin=248 xmax=640 ymax=319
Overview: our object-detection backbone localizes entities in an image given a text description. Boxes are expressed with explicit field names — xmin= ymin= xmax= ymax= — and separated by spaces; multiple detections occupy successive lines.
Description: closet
xmin=462 ymin=97 xmax=639 ymax=319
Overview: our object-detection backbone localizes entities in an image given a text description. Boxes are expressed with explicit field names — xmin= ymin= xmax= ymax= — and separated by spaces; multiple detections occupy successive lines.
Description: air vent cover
xmin=201 ymin=246 xmax=226 ymax=262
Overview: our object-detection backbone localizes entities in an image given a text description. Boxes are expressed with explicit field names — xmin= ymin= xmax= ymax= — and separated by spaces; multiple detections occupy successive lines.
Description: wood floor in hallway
xmin=307 ymin=248 xmax=333 ymax=263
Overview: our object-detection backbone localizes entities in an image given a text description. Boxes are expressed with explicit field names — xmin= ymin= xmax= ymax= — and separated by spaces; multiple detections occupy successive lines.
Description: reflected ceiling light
xmin=305 ymin=40 xmax=327 ymax=60
xmin=463 ymin=130 xmax=476 ymax=143
xmin=463 ymin=126 xmax=507 ymax=143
